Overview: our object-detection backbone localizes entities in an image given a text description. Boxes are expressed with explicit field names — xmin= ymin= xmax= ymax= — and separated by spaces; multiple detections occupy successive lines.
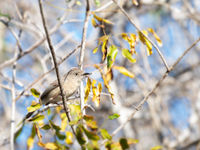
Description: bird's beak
xmin=82 ymin=72 xmax=92 ymax=76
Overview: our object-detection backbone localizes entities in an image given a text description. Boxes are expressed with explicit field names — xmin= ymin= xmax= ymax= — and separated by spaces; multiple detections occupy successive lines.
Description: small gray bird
xmin=40 ymin=67 xmax=91 ymax=105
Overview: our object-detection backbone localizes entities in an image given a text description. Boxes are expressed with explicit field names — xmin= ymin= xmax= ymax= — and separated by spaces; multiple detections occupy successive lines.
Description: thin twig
xmin=111 ymin=38 xmax=200 ymax=137
xmin=38 ymin=0 xmax=77 ymax=138
xmin=0 ymin=13 xmax=67 ymax=70
xmin=94 ymin=1 xmax=113 ymax=12
xmin=112 ymin=0 xmax=170 ymax=71
xmin=78 ymin=0 xmax=90 ymax=115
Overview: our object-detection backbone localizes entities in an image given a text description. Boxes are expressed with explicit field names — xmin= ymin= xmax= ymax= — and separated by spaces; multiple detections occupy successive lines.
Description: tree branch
xmin=112 ymin=0 xmax=170 ymax=71
xmin=78 ymin=0 xmax=90 ymax=115
xmin=38 ymin=0 xmax=76 ymax=138
xmin=111 ymin=38 xmax=200 ymax=137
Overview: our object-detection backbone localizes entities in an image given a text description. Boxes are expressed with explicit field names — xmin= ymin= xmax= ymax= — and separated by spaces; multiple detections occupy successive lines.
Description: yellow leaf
xmin=151 ymin=145 xmax=163 ymax=150
xmin=101 ymin=40 xmax=108 ymax=61
xmin=60 ymin=113 xmax=68 ymax=132
xmin=122 ymin=48 xmax=136 ymax=63
xmin=121 ymin=33 xmax=128 ymax=41
xmin=121 ymin=33 xmax=137 ymax=54
xmin=76 ymin=1 xmax=81 ymax=6
xmin=148 ymin=28 xmax=163 ymax=46
xmin=105 ymin=69 xmax=113 ymax=82
xmin=93 ymin=47 xmax=98 ymax=53
xmin=38 ymin=142 xmax=58 ymax=150
xmin=130 ymin=33 xmax=137 ymax=54
xmin=66 ymin=131 xmax=73 ymax=145
xmin=127 ymin=138 xmax=139 ymax=144
xmin=113 ymin=66 xmax=135 ymax=78
xmin=93 ymin=14 xmax=113 ymax=24
xmin=98 ymin=35 xmax=109 ymax=43
xmin=132 ymin=0 xmax=139 ymax=6
xmin=84 ymin=78 xmax=91 ymax=103
xmin=91 ymin=80 xmax=102 ymax=107
xmin=27 ymin=102 xmax=41 ymax=113
xmin=94 ymin=65 xmax=115 ymax=104
xmin=27 ymin=137 xmax=34 ymax=149
xmin=138 ymin=31 xmax=153 ymax=56
xmin=91 ymin=17 xmax=98 ymax=28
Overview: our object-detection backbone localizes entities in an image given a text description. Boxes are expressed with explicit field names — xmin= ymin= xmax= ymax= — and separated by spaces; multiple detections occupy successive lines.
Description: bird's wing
xmin=40 ymin=80 xmax=59 ymax=100
xmin=40 ymin=77 xmax=65 ymax=100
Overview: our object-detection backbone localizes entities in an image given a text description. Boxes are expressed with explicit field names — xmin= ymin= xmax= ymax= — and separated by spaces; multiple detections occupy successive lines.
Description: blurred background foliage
xmin=0 ymin=0 xmax=200 ymax=149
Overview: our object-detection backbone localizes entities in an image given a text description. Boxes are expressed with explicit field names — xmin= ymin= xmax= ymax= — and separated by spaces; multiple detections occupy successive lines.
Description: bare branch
xmin=111 ymin=38 xmax=200 ymax=137
xmin=78 ymin=0 xmax=90 ymax=115
xmin=112 ymin=0 xmax=170 ymax=71
xmin=38 ymin=0 xmax=77 ymax=140
xmin=0 ymin=13 xmax=67 ymax=70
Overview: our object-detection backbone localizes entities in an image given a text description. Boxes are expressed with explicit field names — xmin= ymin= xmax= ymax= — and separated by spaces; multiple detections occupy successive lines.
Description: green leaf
xmin=107 ymin=45 xmax=118 ymax=70
xmin=0 ymin=12 xmax=11 ymax=20
xmin=100 ymin=129 xmax=112 ymax=140
xmin=56 ymin=131 xmax=66 ymax=140
xmin=120 ymin=138 xmax=129 ymax=150
xmin=122 ymin=49 xmax=136 ymax=63
xmin=127 ymin=138 xmax=139 ymax=144
xmin=14 ymin=125 xmax=24 ymax=141
xmin=30 ymin=88 xmax=40 ymax=98
xmin=108 ymin=113 xmax=120 ymax=120
xmin=82 ymin=126 xmax=100 ymax=141
xmin=41 ymin=124 xmax=51 ymax=130
xmin=94 ymin=0 xmax=100 ymax=6
xmin=49 ymin=120 xmax=61 ymax=131
xmin=29 ymin=115 xmax=44 ymax=123
xmin=27 ymin=103 xmax=41 ymax=112
xmin=76 ymin=125 xmax=86 ymax=145
xmin=69 ymin=120 xmax=79 ymax=126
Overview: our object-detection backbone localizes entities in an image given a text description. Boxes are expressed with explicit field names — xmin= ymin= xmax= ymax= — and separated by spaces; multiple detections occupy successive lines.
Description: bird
xmin=20 ymin=68 xmax=91 ymax=123
xmin=40 ymin=67 xmax=91 ymax=105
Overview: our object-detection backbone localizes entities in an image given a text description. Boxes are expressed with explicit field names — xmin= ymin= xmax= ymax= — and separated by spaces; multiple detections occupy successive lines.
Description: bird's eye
xmin=75 ymin=73 xmax=78 ymax=76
